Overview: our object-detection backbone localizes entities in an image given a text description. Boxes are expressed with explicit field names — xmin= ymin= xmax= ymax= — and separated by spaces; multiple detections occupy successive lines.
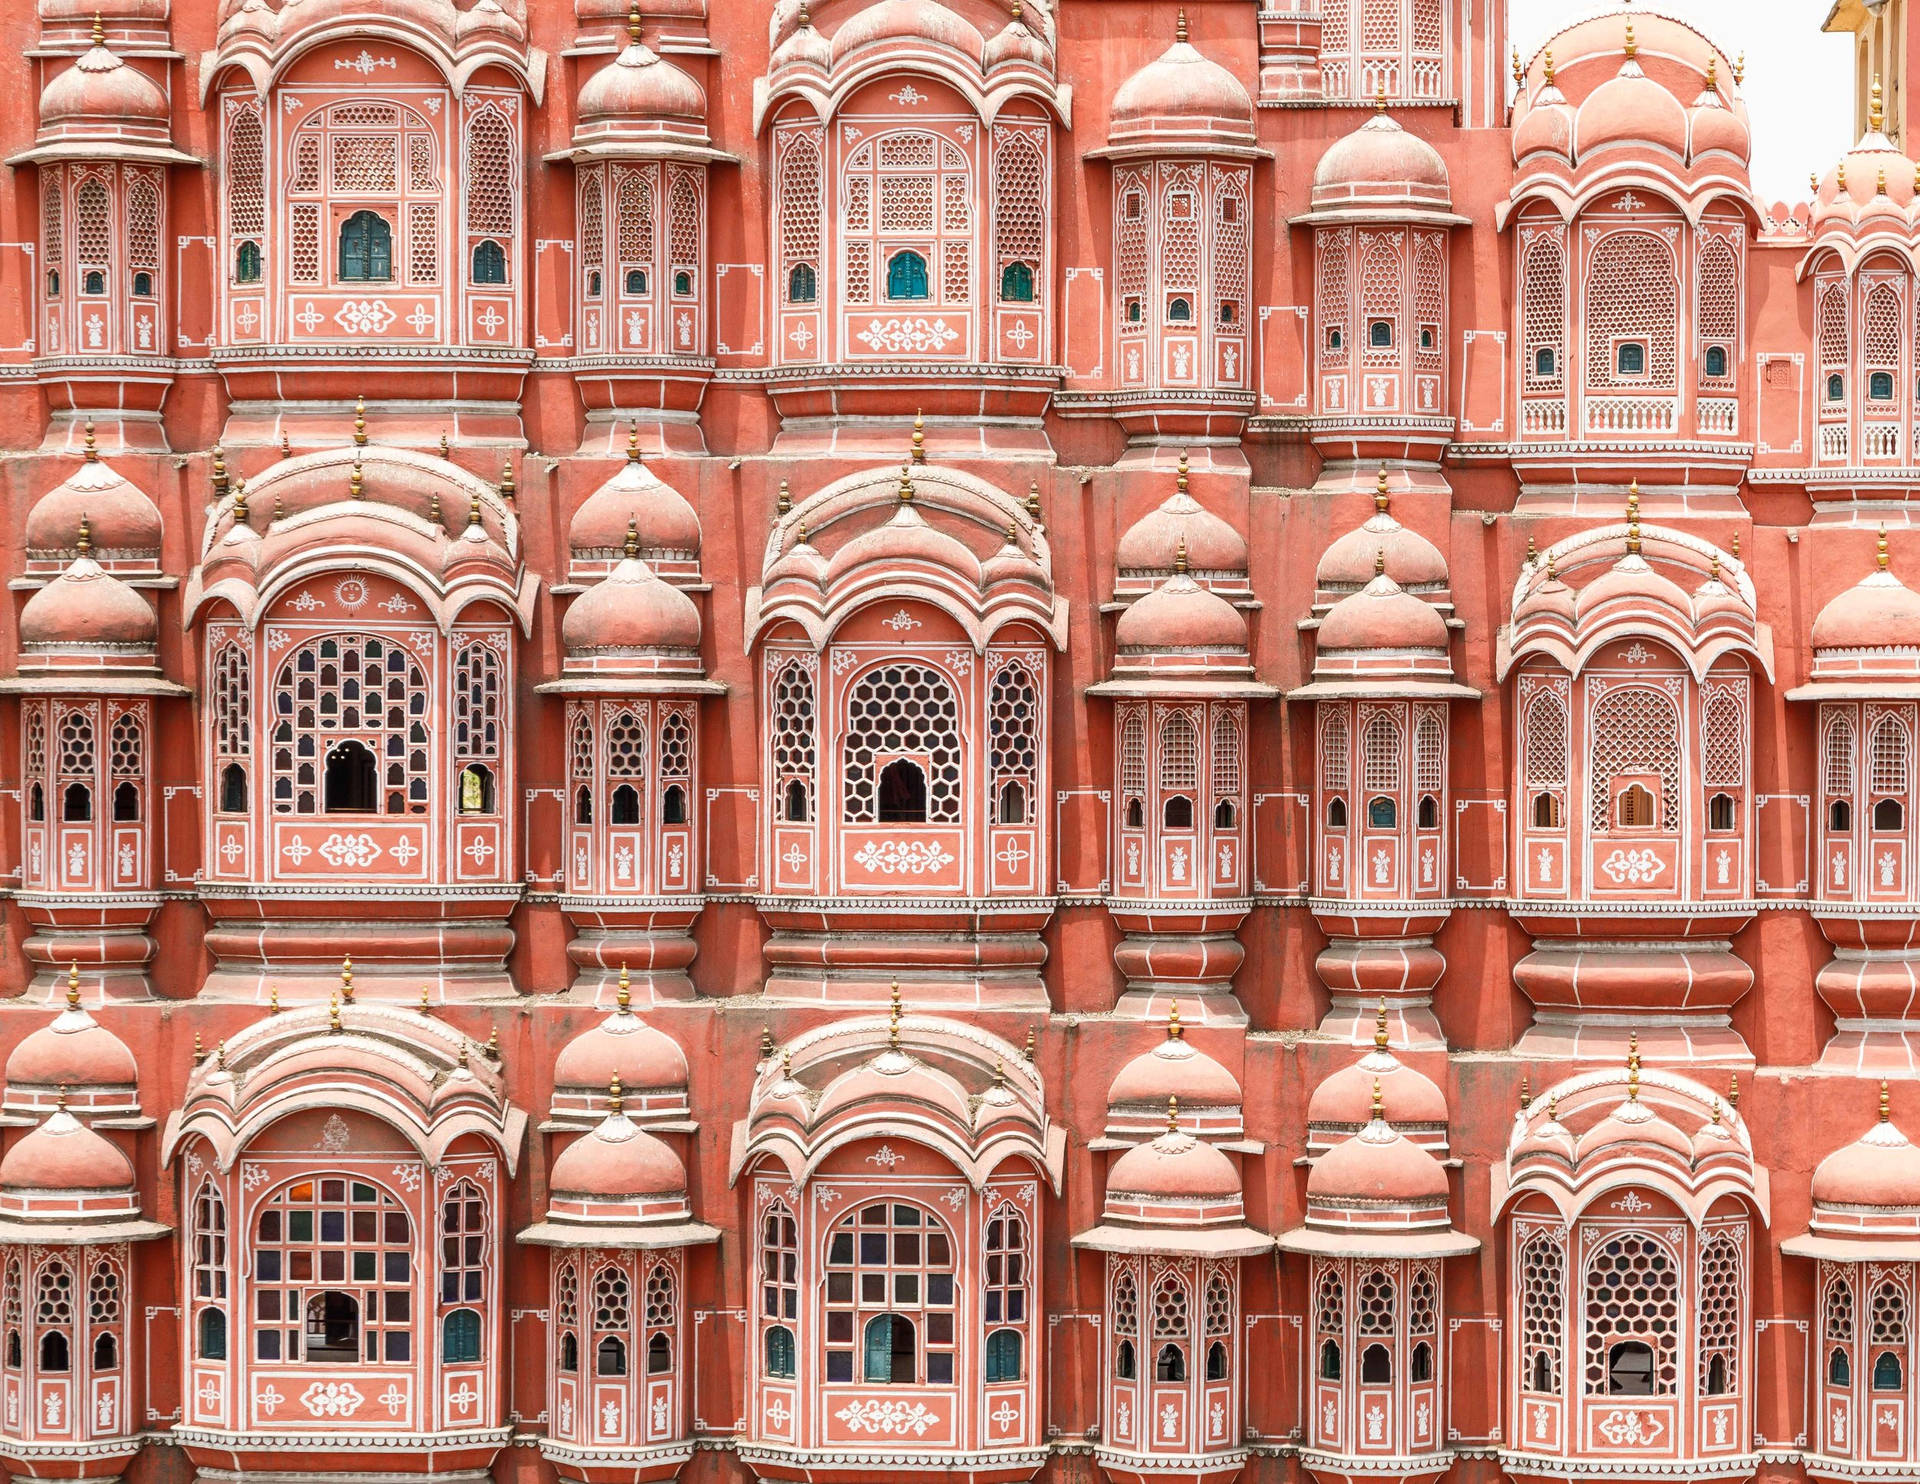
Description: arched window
xmin=886 ymin=250 xmax=929 ymax=301
xmin=594 ymin=1267 xmax=631 ymax=1376
xmin=1113 ymin=1267 xmax=1139 ymax=1378
xmin=1697 ymin=1234 xmax=1741 ymax=1396
xmin=1000 ymin=262 xmax=1035 ymax=302
xmin=1830 ymin=1346 xmax=1851 ymax=1386
xmin=198 ymin=1307 xmax=227 ymax=1361
xmin=87 ymin=1260 xmax=120 ymax=1372
xmin=1121 ymin=708 xmax=1148 ymax=826
xmin=193 ymin=1178 xmax=228 ymax=1356
xmin=1368 ymin=796 xmax=1397 ymax=828
xmin=556 ymin=1261 xmax=580 ymax=1373
xmin=989 ymin=660 xmax=1040 ymax=827
xmin=986 ymin=1209 xmax=1028 ymax=1327
xmin=772 ymin=661 xmax=817 ymax=823
xmin=1585 ymin=232 xmax=1678 ymax=391
xmin=788 ymin=262 xmax=816 ymax=304
xmin=1872 ymin=714 xmax=1910 ymax=806
xmin=339 ymin=210 xmax=394 ymax=282
xmin=1316 ymin=1265 xmax=1345 ymax=1380
xmin=254 ymin=1176 xmax=413 ymax=1362
xmin=1369 ymin=319 xmax=1393 ymax=348
xmin=1357 ymin=1268 xmax=1395 ymax=1376
xmin=443 ymin=1308 xmax=481 ymax=1363
xmin=272 ymin=636 xmax=430 ymax=816
xmin=1204 ymin=1272 xmax=1233 ymax=1380
xmin=1522 ymin=231 xmax=1567 ymax=389
xmin=34 ymin=1262 xmax=72 ymax=1373
xmin=776 ymin=127 xmax=822 ymax=318
xmin=648 ymin=1332 xmax=672 ymax=1373
xmin=441 ymin=1180 xmax=486 ymax=1305
xmin=62 ymin=783 xmax=92 ymax=822
xmin=842 ymin=664 xmax=961 ymax=824
xmin=626 ymin=267 xmax=650 ymax=295
xmin=1168 ymin=296 xmax=1192 ymax=322
xmin=1361 ymin=1343 xmax=1393 ymax=1383
xmin=992 ymin=128 xmax=1045 ymax=312
xmin=1589 ymin=687 xmax=1681 ymax=833
xmin=1520 ymin=1232 xmax=1563 ymax=1395
xmin=1871 ymin=1278 xmax=1907 ymax=1391
xmin=1583 ymin=1233 xmax=1676 ymax=1395
xmin=1160 ymin=710 xmax=1199 ymax=828
xmin=236 ymin=240 xmax=262 ymax=283
xmin=1704 ymin=346 xmax=1727 ymax=378
xmin=826 ymin=1203 xmax=955 ymax=1385
xmin=644 ymin=1263 xmax=676 ymax=1375
xmin=471 ymin=240 xmax=506 ymax=284
xmin=674 ymin=270 xmax=693 ymax=296
xmin=220 ymin=763 xmax=248 ymax=814
xmin=765 ymin=1324 xmax=795 ymax=1377
xmin=323 ymin=740 xmax=378 ymax=813
xmin=986 ymin=1328 xmax=1023 ymax=1381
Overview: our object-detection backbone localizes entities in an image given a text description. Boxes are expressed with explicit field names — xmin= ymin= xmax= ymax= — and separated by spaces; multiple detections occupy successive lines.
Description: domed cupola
xmin=1511 ymin=48 xmax=1573 ymax=166
xmin=1787 ymin=1084 xmax=1920 ymax=1260
xmin=1571 ymin=22 xmax=1690 ymax=164
xmin=558 ymin=526 xmax=706 ymax=679
xmin=1106 ymin=15 xmax=1257 ymax=156
xmin=1687 ymin=55 xmax=1749 ymax=168
xmin=1283 ymin=1083 xmax=1474 ymax=1258
xmin=1 ymin=969 xmax=146 ymax=1126
xmin=1305 ymin=1003 xmax=1449 ymax=1158
xmin=523 ymin=1081 xmax=718 ymax=1247
xmin=1311 ymin=467 xmax=1452 ymax=615
xmin=547 ymin=973 xmax=693 ymax=1129
xmin=574 ymin=10 xmax=711 ymax=150
xmin=567 ymin=432 xmax=704 ymax=585
xmin=1109 ymin=544 xmax=1256 ymax=685
xmin=1812 ymin=78 xmax=1916 ymax=236
xmin=1113 ymin=456 xmax=1252 ymax=600
xmin=0 ymin=1098 xmax=164 ymax=1240
xmin=35 ymin=0 xmax=174 ymax=51
xmin=15 ymin=520 xmax=167 ymax=685
xmin=1300 ymin=97 xmax=1465 ymax=225
xmin=1297 ymin=560 xmax=1465 ymax=697
xmin=25 ymin=18 xmax=182 ymax=157
xmin=23 ymin=427 xmax=164 ymax=578
xmin=1103 ymin=1009 xmax=1247 ymax=1145
xmin=1076 ymin=1099 xmax=1268 ymax=1257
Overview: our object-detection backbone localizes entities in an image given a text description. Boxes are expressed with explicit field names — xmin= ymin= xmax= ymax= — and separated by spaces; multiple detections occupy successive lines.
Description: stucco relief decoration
xmin=301 ymin=1381 xmax=365 ymax=1418
xmin=835 ymin=1399 xmax=940 ymax=1436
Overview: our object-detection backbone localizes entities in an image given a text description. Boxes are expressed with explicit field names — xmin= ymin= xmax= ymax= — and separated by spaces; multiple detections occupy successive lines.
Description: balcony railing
xmin=1585 ymin=397 xmax=1679 ymax=436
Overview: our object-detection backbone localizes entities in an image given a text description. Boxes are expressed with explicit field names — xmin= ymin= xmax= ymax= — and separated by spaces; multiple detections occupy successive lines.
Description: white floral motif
xmin=300 ymin=1381 xmax=364 ymax=1418
xmin=334 ymin=300 xmax=397 ymax=335
xmin=319 ymin=833 xmax=383 ymax=868
xmin=852 ymin=840 xmax=954 ymax=875
xmin=95 ymin=1392 xmax=112 ymax=1427
xmin=651 ymin=1395 xmax=668 ymax=1431
xmin=1623 ymin=642 xmax=1650 ymax=664
xmin=1833 ymin=848 xmax=1848 ymax=887
xmin=318 ymin=1115 xmax=352 ymax=1153
xmin=1883 ymin=851 xmax=1899 ymax=887
xmin=835 ymin=1398 xmax=940 ymax=1435
xmin=1600 ymin=848 xmax=1665 ymax=886
xmin=379 ymin=1383 xmax=406 ymax=1416
xmin=334 ymin=50 xmax=397 ymax=75
xmin=559 ymin=1397 xmax=574 ymax=1431
xmin=1170 ymin=844 xmax=1188 ymax=883
xmin=890 ymin=85 xmax=925 ymax=105
xmin=991 ymin=1399 xmax=1019 ymax=1431
xmin=390 ymin=836 xmax=419 ymax=866
xmin=448 ymin=1381 xmax=477 ymax=1413
xmin=390 ymin=1163 xmax=422 ymax=1192
xmin=765 ymin=1396 xmax=790 ymax=1428
xmin=1117 ymin=1399 xmax=1131 ymax=1437
xmin=378 ymin=593 xmax=415 ymax=613
xmin=944 ymin=650 xmax=974 ymax=675
xmin=242 ymin=1162 xmax=270 ymax=1192
xmin=1160 ymin=1402 xmax=1178 ymax=1438
xmin=1597 ymin=1408 xmax=1662 ymax=1447
xmin=855 ymin=318 xmax=959 ymax=354
xmin=601 ymin=1399 xmax=620 ymax=1436
xmin=882 ymin=609 xmax=922 ymax=632
xmin=43 ymin=1392 xmax=60 ymax=1426
xmin=941 ymin=1187 xmax=966 ymax=1210
xmin=867 ymin=1145 xmax=905 ymax=1169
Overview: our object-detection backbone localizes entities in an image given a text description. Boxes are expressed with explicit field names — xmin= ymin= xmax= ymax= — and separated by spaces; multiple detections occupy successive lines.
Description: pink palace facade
xmin=19 ymin=2 xmax=1920 ymax=1484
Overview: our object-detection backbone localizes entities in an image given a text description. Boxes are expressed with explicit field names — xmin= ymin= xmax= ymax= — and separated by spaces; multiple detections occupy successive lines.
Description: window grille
xmin=213 ymin=645 xmax=251 ymax=761
xmin=1696 ymin=238 xmax=1739 ymax=347
xmin=464 ymin=109 xmax=513 ymax=237
xmin=1702 ymin=681 xmax=1747 ymax=789
xmin=1866 ymin=283 xmax=1903 ymax=373
xmin=1362 ymin=711 xmax=1402 ymax=794
xmin=88 ymin=1260 xmax=120 ymax=1327
xmin=659 ymin=706 xmax=692 ymax=781
xmin=1524 ymin=689 xmax=1567 ymax=787
xmin=454 ymin=642 xmax=501 ymax=762
xmin=985 ymin=1209 xmax=1027 ymax=1325
xmin=1359 ymin=231 xmax=1403 ymax=366
xmin=1204 ymin=1272 xmax=1233 ymax=1336
xmin=1211 ymin=709 xmax=1243 ymax=800
xmin=1317 ymin=229 xmax=1352 ymax=363
xmin=989 ymin=661 xmax=1039 ymax=798
xmin=1872 ymin=1278 xmax=1908 ymax=1345
xmin=58 ymin=711 xmax=94 ymax=776
xmin=777 ymin=129 xmax=822 ymax=304
xmin=110 ymin=713 xmax=142 ymax=778
xmin=227 ymin=106 xmax=264 ymax=241
xmin=824 ymin=1202 xmax=956 ymax=1385
xmin=42 ymin=172 xmax=64 ymax=276
xmin=1825 ymin=1273 xmax=1855 ymax=1345
xmin=1321 ymin=706 xmax=1350 ymax=792
xmin=1214 ymin=171 xmax=1250 ymax=326
xmin=1163 ymin=168 xmax=1201 ymax=293
xmin=841 ymin=663 xmax=962 ymax=824
xmin=128 ymin=173 xmax=161 ymax=271
xmin=607 ymin=709 xmax=648 ymax=778
xmin=617 ymin=167 xmax=655 ymax=269
xmin=1413 ymin=709 xmax=1444 ymax=793
xmin=193 ymin=1181 xmax=228 ymax=1302
xmin=1696 ymin=1233 xmax=1742 ymax=1393
xmin=1584 ymin=232 xmax=1679 ymax=390
xmin=1160 ymin=711 xmax=1199 ymax=791
xmin=1120 ymin=708 xmax=1148 ymax=800
xmin=1116 ymin=167 xmax=1150 ymax=306
xmin=25 ymin=709 xmax=46 ymax=782
xmin=1413 ymin=233 xmax=1444 ymax=369
xmin=771 ymin=662 xmax=817 ymax=812
xmin=1520 ymin=1231 xmax=1563 ymax=1393
xmin=1356 ymin=1268 xmax=1395 ymax=1335
xmin=1521 ymin=232 xmax=1566 ymax=389
xmin=992 ymin=130 xmax=1044 ymax=303
xmin=75 ymin=178 xmax=111 ymax=271
xmin=1872 ymin=713 xmax=1910 ymax=796
xmin=1581 ymin=1232 xmax=1677 ymax=1394
xmin=1408 ymin=1267 xmax=1437 ymax=1335
xmin=440 ymin=1180 xmax=486 ymax=1304
xmin=251 ymin=1176 xmax=414 ymax=1363
xmin=1316 ymin=1265 xmax=1344 ymax=1336
xmin=1818 ymin=280 xmax=1850 ymax=369
xmin=1587 ymin=687 xmax=1681 ymax=832
xmin=645 ymin=1264 xmax=675 ymax=1330
xmin=580 ymin=168 xmax=605 ymax=275
xmin=760 ymin=1204 xmax=797 ymax=1321
xmin=667 ymin=166 xmax=701 ymax=276
xmin=269 ymin=634 xmax=430 ymax=816
xmin=1152 ymin=1273 xmax=1189 ymax=1338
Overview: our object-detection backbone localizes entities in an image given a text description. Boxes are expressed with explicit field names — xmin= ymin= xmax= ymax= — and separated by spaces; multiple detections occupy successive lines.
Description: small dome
xmin=561 ymin=552 xmax=703 ymax=653
xmin=1107 ymin=1126 xmax=1242 ymax=1202
xmin=0 ymin=1108 xmax=134 ymax=1193
xmin=25 ymin=448 xmax=162 ymax=565
xmin=1812 ymin=1109 xmax=1920 ymax=1212
xmin=38 ymin=34 xmax=169 ymax=134
xmin=549 ymin=1108 xmax=688 ymax=1201
xmin=1812 ymin=559 xmax=1920 ymax=653
xmin=1309 ymin=109 xmax=1454 ymax=218
xmin=1108 ymin=34 xmax=1255 ymax=149
xmin=1309 ymin=1117 xmax=1449 ymax=1207
xmin=5 ymin=1002 xmax=137 ymax=1096
xmin=1109 ymin=1029 xmax=1242 ymax=1112
xmin=19 ymin=552 xmax=157 ymax=651
xmin=569 ymin=450 xmax=702 ymax=565
xmin=553 ymin=1004 xmax=691 ymax=1098
xmin=577 ymin=38 xmax=707 ymax=131
xmin=1317 ymin=571 xmax=1449 ymax=652
xmin=1573 ymin=1094 xmax=1694 ymax=1163
xmin=825 ymin=498 xmax=982 ymax=585
xmin=1115 ymin=571 xmax=1247 ymax=652
xmin=1513 ymin=78 xmax=1573 ymax=163
xmin=1688 ymin=84 xmax=1749 ymax=164
xmin=1577 ymin=549 xmax=1695 ymax=622
xmin=1307 ymin=1048 xmax=1448 ymax=1134
xmin=1573 ymin=49 xmax=1691 ymax=161
xmin=1316 ymin=483 xmax=1448 ymax=593
xmin=1116 ymin=489 xmax=1248 ymax=575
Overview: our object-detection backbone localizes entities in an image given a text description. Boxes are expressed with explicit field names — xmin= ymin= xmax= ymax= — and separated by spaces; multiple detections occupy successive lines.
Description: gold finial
xmin=280 ymin=430 xmax=293 ymax=460
xmin=469 ymin=489 xmax=483 ymax=530
xmin=439 ymin=431 xmax=450 ymax=458
xmin=1025 ymin=479 xmax=1042 ymax=519
xmin=90 ymin=12 xmax=104 ymax=46
xmin=1883 ymin=1079 xmax=1893 ymax=1122
xmin=340 ymin=955 xmax=354 ymax=1004
xmin=82 ymin=419 xmax=98 ymax=461
xmin=1167 ymin=1093 xmax=1180 ymax=1132
xmin=1371 ymin=1077 xmax=1384 ymax=1120
xmin=1520 ymin=1075 xmax=1531 ymax=1110
xmin=624 ymin=516 xmax=639 ymax=559
xmin=216 ymin=1039 xmax=227 ymax=1070
xmin=485 ymin=1025 xmax=500 ymax=1060
xmin=1840 ymin=160 xmax=1849 ymax=192
xmin=1176 ymin=451 xmax=1190 ymax=493
xmin=1543 ymin=49 xmax=1555 ymax=87
xmin=617 ymin=964 xmax=632 ymax=1012
xmin=1375 ymin=998 xmax=1389 ymax=1051
xmin=1546 ymin=550 xmax=1557 ymax=580
xmin=1512 ymin=46 xmax=1523 ymax=86
xmin=211 ymin=443 xmax=229 ymax=496
xmin=1731 ymin=530 xmax=1740 ymax=559
xmin=761 ymin=1026 xmax=775 ymax=1060
xmin=1527 ymin=533 xmax=1538 ymax=565
xmin=1024 ymin=1026 xmax=1036 ymax=1061
xmin=1376 ymin=81 xmax=1387 ymax=114
xmin=499 ymin=459 xmax=516 ymax=505
xmin=458 ymin=1040 xmax=470 ymax=1073
xmin=1623 ymin=21 xmax=1636 ymax=61
xmin=777 ymin=479 xmax=791 ymax=514
xmin=898 ymin=465 xmax=915 ymax=504
xmin=1811 ymin=170 xmax=1820 ymax=195
xmin=1547 ymin=1089 xmax=1559 ymax=1121
xmin=1168 ymin=1004 xmax=1184 ymax=1041
xmin=1733 ymin=52 xmax=1744 ymax=85
xmin=1711 ymin=1098 xmax=1722 ymax=1125
xmin=1625 ymin=1030 xmax=1640 ymax=1100
xmin=1375 ymin=463 xmax=1390 ymax=513
xmin=1873 ymin=75 xmax=1886 ymax=133
xmin=273 ymin=494 xmax=284 ymax=523
xmin=627 ymin=0 xmax=641 ymax=43
xmin=609 ymin=1073 xmax=624 ymax=1113
xmin=795 ymin=517 xmax=808 ymax=545
xmin=911 ymin=409 xmax=926 ymax=465
xmin=889 ymin=978 xmax=902 ymax=1047
xmin=353 ymin=394 xmax=367 ymax=447
xmin=421 ymin=986 xmax=432 ymax=1013
xmin=1709 ymin=550 xmax=1720 ymax=581
xmin=1174 ymin=534 xmax=1190 ymax=575
xmin=781 ymin=1047 xmax=793 ymax=1078
xmin=1175 ymin=7 xmax=1187 ymax=43
xmin=268 ymin=985 xmax=280 ymax=1014
xmin=193 ymin=1031 xmax=204 ymax=1063
xmin=1704 ymin=55 xmax=1717 ymax=95
xmin=66 ymin=962 xmax=80 ymax=1010
xmin=1374 ymin=546 xmax=1387 ymax=577
xmin=430 ymin=488 xmax=442 ymax=526
xmin=1880 ymin=526 xmax=1891 ymax=571
xmin=328 ymin=991 xmax=341 ymax=1032
xmin=1880 ymin=168 xmax=1889 ymax=196
xmin=1625 ymin=480 xmax=1641 ymax=554
xmin=76 ymin=515 xmax=92 ymax=555
xmin=349 ymin=458 xmax=364 ymax=500
xmin=234 ymin=479 xmax=250 ymax=528
xmin=1729 ymin=1070 xmax=1740 ymax=1107
xmin=797 ymin=1 xmax=810 ymax=26
xmin=1005 ymin=520 xmax=1018 ymax=545
xmin=627 ymin=424 xmax=642 ymax=463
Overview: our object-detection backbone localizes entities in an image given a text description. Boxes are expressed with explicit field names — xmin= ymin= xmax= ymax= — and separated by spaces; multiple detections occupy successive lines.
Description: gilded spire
xmin=1167 ymin=1093 xmax=1180 ymax=1132
xmin=1839 ymin=160 xmax=1848 ymax=192
xmin=1880 ymin=167 xmax=1889 ymax=196
xmin=1543 ymin=49 xmax=1555 ymax=87
xmin=1547 ymin=1090 xmax=1559 ymax=1121
xmin=760 ymin=1026 xmax=775 ymax=1060
xmin=1729 ymin=1070 xmax=1741 ymax=1108
xmin=1511 ymin=46 xmax=1522 ymax=86
xmin=897 ymin=465 xmax=915 ymax=505
xmin=777 ymin=478 xmax=791 ymax=514
xmin=328 ymin=991 xmax=342 ymax=1033
xmin=468 ymin=489 xmax=483 ymax=530
xmin=1704 ymin=54 xmax=1717 ymax=95
xmin=1024 ymin=1026 xmax=1036 ymax=1061
xmin=193 ymin=1031 xmax=204 ymax=1063
xmin=211 ymin=443 xmax=229 ymax=498
xmin=609 ymin=1073 xmax=624 ymax=1114
xmin=1527 ymin=532 xmax=1538 ymax=565
xmin=340 ymin=954 xmax=354 ymax=1004
xmin=82 ymin=419 xmax=98 ymax=461
xmin=1883 ymin=1079 xmax=1893 ymax=1122
xmin=421 ymin=986 xmax=432 ymax=1013
xmin=911 ymin=409 xmax=926 ymax=465
xmin=1625 ymin=1029 xmax=1641 ymax=1101
xmin=1625 ymin=480 xmax=1641 ymax=555
xmin=628 ymin=0 xmax=641 ymax=43
xmin=269 ymin=984 xmax=280 ymax=1013
xmin=349 ymin=458 xmax=363 ymax=500
xmin=281 ymin=430 xmax=293 ymax=460
xmin=1375 ymin=463 xmax=1390 ymax=513
xmin=1174 ymin=534 xmax=1190 ymax=575
xmin=1371 ymin=1077 xmax=1384 ymax=1120
xmin=66 ymin=962 xmax=80 ymax=1010
xmin=233 ymin=478 xmax=250 ymax=528
xmin=889 ymin=978 xmax=902 ymax=1047
xmin=1168 ymin=1004 xmax=1184 ymax=1041
xmin=1733 ymin=52 xmax=1744 ymax=86
xmin=353 ymin=394 xmax=368 ymax=447
xmin=1376 ymin=81 xmax=1387 ymax=114
xmin=1873 ymin=75 xmax=1886 ymax=133
xmin=628 ymin=424 xmax=642 ymax=463
xmin=485 ymin=1025 xmax=500 ymax=1061
xmin=500 ymin=459 xmax=516 ymax=505
xmin=439 ymin=431 xmax=450 ymax=458
xmin=430 ymin=487 xmax=442 ymax=526
xmin=1623 ymin=21 xmax=1636 ymax=61
xmin=1176 ymin=451 xmax=1190 ymax=493
xmin=1375 ymin=998 xmax=1389 ymax=1051
xmin=617 ymin=963 xmax=632 ymax=1012
xmin=1880 ymin=526 xmax=1891 ymax=571
xmin=1026 ymin=479 xmax=1042 ymax=519
xmin=1175 ymin=7 xmax=1187 ymax=44
xmin=76 ymin=515 xmax=91 ymax=555
xmin=1375 ymin=546 xmax=1387 ymax=577
xmin=91 ymin=12 xmax=104 ymax=46
xmin=1520 ymin=1075 xmax=1531 ymax=1110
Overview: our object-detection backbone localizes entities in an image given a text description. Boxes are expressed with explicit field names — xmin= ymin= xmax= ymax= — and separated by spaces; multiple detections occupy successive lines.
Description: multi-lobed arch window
xmin=193 ymin=1179 xmax=230 ymax=1360
xmin=1519 ymin=1230 xmax=1564 ymax=1395
xmin=251 ymin=1176 xmax=414 ymax=1363
xmin=1584 ymin=232 xmax=1679 ymax=396
xmin=825 ymin=1202 xmax=957 ymax=1385
xmin=761 ymin=1203 xmax=799 ymax=1377
xmin=984 ymin=1207 xmax=1028 ymax=1382
xmin=841 ymin=663 xmax=963 ymax=826
xmin=1581 ymin=1232 xmax=1678 ymax=1397
xmin=1588 ymin=686 xmax=1682 ymax=834
xmin=285 ymin=102 xmax=441 ymax=288
xmin=772 ymin=661 xmax=818 ymax=824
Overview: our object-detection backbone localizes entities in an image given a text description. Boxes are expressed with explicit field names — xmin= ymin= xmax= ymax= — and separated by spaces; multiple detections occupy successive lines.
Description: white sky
xmin=1509 ymin=0 xmax=1858 ymax=203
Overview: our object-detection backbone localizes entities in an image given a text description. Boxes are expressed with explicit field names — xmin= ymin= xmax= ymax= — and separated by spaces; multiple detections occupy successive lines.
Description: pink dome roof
xmin=1108 ymin=1031 xmax=1242 ymax=1111
xmin=38 ymin=37 xmax=169 ymax=133
xmin=25 ymin=450 xmax=162 ymax=563
xmin=1309 ymin=110 xmax=1455 ymax=218
xmin=1115 ymin=571 xmax=1247 ymax=651
xmin=561 ymin=553 xmax=703 ymax=653
xmin=1573 ymin=1095 xmax=1694 ymax=1163
xmin=1107 ymin=1127 xmax=1242 ymax=1202
xmin=0 ymin=1108 xmax=134 ymax=1193
xmin=1108 ymin=36 xmax=1255 ymax=149
xmin=1309 ymin=1116 xmax=1449 ymax=1206
xmin=1317 ymin=572 xmax=1449 ymax=652
xmin=1307 ymin=1049 xmax=1449 ymax=1132
xmin=1812 ymin=1110 xmax=1920 ymax=1211
xmin=6 ymin=1004 xmax=138 ymax=1094
xmin=19 ymin=553 xmax=157 ymax=650
xmin=577 ymin=38 xmax=706 ymax=128
xmin=1316 ymin=486 xmax=1448 ymax=593
xmin=1512 ymin=80 xmax=1573 ymax=163
xmin=1573 ymin=52 xmax=1690 ymax=161
xmin=1688 ymin=87 xmax=1749 ymax=163
xmin=549 ymin=1109 xmax=688 ymax=1201
xmin=553 ymin=1008 xmax=690 ymax=1096
xmin=570 ymin=451 xmax=702 ymax=563
xmin=1811 ymin=556 xmax=1920 ymax=655
xmin=1116 ymin=489 xmax=1248 ymax=575
xmin=825 ymin=500 xmax=982 ymax=584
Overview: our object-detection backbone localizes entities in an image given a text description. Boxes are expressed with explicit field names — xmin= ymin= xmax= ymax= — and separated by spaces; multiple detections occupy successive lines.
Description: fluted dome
xmin=25 ymin=445 xmax=163 ymax=574
xmin=550 ymin=990 xmax=691 ymax=1126
xmin=1307 ymin=108 xmax=1457 ymax=221
xmin=1107 ymin=33 xmax=1255 ymax=150
xmin=1108 ymin=1028 xmax=1241 ymax=1114
xmin=19 ymin=551 xmax=157 ymax=651
xmin=549 ymin=1106 xmax=688 ymax=1201
xmin=1307 ymin=1030 xmax=1449 ymax=1156
xmin=1816 ymin=564 xmax=1920 ymax=652
xmin=37 ymin=34 xmax=169 ymax=138
xmin=1812 ymin=1109 xmax=1920 ymax=1212
xmin=562 ymin=552 xmax=703 ymax=654
xmin=1106 ymin=1125 xmax=1242 ymax=1202
xmin=1115 ymin=570 xmax=1247 ymax=651
xmin=1573 ymin=46 xmax=1690 ymax=161
xmin=4 ymin=987 xmax=139 ymax=1120
xmin=1308 ymin=1115 xmax=1449 ymax=1207
xmin=1116 ymin=489 xmax=1248 ymax=577
xmin=1316 ymin=482 xmax=1449 ymax=596
xmin=0 ymin=1107 xmax=134 ymax=1193
xmin=1512 ymin=74 xmax=1573 ymax=163
xmin=1688 ymin=79 xmax=1750 ymax=163
xmin=576 ymin=37 xmax=707 ymax=136
xmin=568 ymin=446 xmax=702 ymax=579
xmin=1317 ymin=571 xmax=1449 ymax=653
